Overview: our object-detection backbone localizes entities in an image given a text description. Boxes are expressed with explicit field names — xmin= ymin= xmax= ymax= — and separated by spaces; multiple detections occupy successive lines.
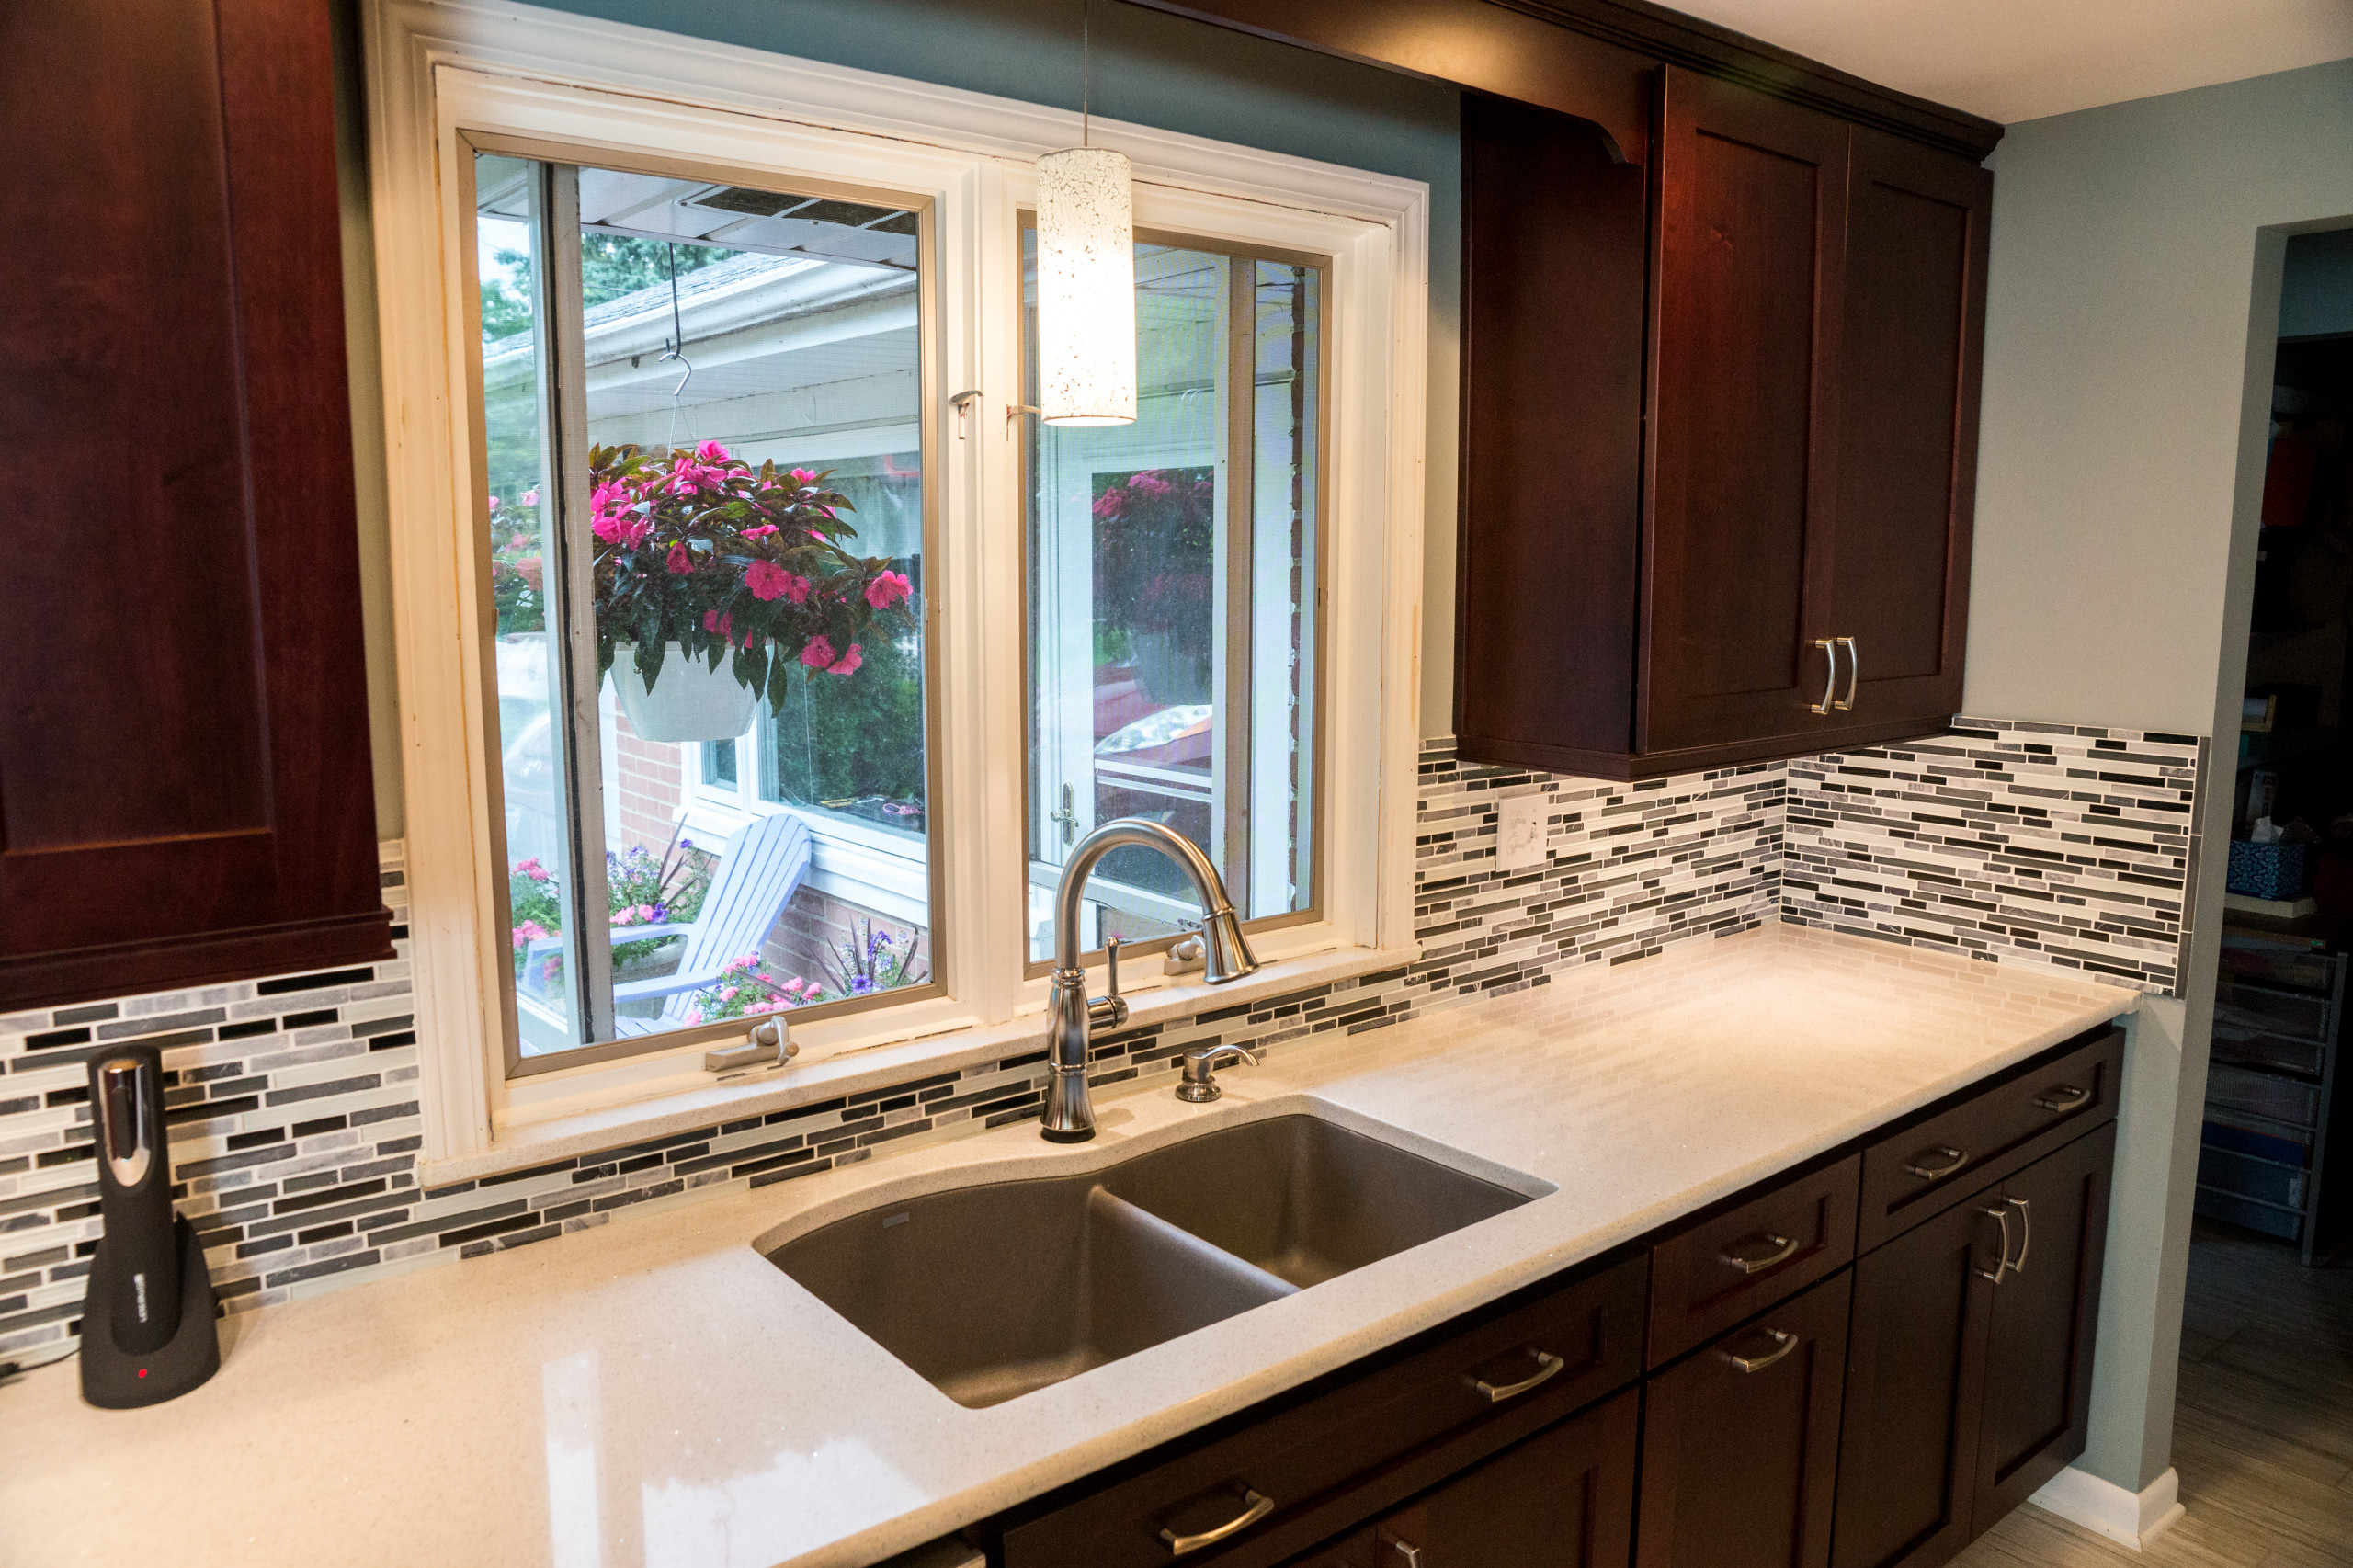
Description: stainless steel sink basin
xmin=767 ymin=1113 xmax=1538 ymax=1407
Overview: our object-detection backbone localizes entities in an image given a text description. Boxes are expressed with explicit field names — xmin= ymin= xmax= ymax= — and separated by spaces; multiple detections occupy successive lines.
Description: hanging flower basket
xmin=590 ymin=440 xmax=916 ymax=722
xmin=609 ymin=640 xmax=759 ymax=743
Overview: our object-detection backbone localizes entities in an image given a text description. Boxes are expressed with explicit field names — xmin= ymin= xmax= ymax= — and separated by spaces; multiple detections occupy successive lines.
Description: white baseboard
xmin=2029 ymin=1465 xmax=2186 ymax=1551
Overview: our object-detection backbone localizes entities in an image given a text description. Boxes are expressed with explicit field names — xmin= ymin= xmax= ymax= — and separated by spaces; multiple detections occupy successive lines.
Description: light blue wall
xmin=1966 ymin=57 xmax=2353 ymax=1499
xmin=2281 ymin=225 xmax=2353 ymax=338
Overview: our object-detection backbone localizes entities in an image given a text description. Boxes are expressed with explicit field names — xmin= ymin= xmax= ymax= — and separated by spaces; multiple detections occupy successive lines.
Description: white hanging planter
xmin=609 ymin=642 xmax=756 ymax=744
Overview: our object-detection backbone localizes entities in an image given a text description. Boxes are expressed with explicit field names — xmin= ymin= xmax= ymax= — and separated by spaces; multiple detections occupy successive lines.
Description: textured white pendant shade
xmin=1035 ymin=145 xmax=1136 ymax=426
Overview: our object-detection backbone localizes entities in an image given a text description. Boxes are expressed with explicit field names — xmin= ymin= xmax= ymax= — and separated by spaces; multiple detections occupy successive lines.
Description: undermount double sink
xmin=766 ymin=1112 xmax=1546 ymax=1408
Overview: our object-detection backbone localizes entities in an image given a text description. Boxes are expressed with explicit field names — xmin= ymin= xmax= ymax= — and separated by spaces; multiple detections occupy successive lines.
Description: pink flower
xmin=695 ymin=439 xmax=731 ymax=462
xmin=665 ymin=540 xmax=694 ymax=574
xmin=740 ymin=523 xmax=780 ymax=538
xmin=520 ymin=488 xmax=540 ymax=506
xmin=511 ymin=919 xmax=550 ymax=950
xmin=863 ymin=570 xmax=913 ymax=610
xmin=790 ymin=467 xmax=818 ymax=484
xmin=801 ymin=634 xmax=836 ymax=670
xmin=514 ymin=858 xmax=551 ymax=881
xmin=684 ymin=1008 xmax=704 ymax=1026
xmin=701 ymin=609 xmax=733 ymax=639
xmin=1091 ymin=488 xmax=1125 ymax=521
xmin=488 ymin=494 xmax=502 ymax=512
xmin=825 ymin=642 xmax=863 ymax=676
xmin=1132 ymin=471 xmax=1173 ymax=499
xmin=745 ymin=560 xmax=808 ymax=603
xmin=517 ymin=556 xmax=542 ymax=590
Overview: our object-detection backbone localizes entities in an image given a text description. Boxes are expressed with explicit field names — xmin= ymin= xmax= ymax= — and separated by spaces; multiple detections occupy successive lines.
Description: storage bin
xmin=2196 ymin=1142 xmax=2306 ymax=1211
xmin=2206 ymin=1062 xmax=2321 ymax=1130
xmin=2228 ymin=839 xmax=2306 ymax=900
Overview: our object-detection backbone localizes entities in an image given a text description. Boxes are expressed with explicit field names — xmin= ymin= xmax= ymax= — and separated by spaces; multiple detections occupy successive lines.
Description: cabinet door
xmin=1972 ymin=1123 xmax=2117 ymax=1531
xmin=1642 ymin=66 xmax=1848 ymax=759
xmin=1635 ymin=1270 xmax=1852 ymax=1568
xmin=1370 ymin=1386 xmax=1638 ymax=1567
xmin=0 ymin=0 xmax=389 ymax=1006
xmin=1831 ymin=1189 xmax=2003 ymax=1568
xmin=1824 ymin=128 xmax=1991 ymax=742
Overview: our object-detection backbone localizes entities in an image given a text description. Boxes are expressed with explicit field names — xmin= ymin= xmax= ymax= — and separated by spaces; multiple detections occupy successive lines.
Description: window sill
xmin=420 ymin=941 xmax=1417 ymax=1187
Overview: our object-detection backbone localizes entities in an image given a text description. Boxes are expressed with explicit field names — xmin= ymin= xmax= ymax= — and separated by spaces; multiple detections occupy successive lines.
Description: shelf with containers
xmin=2199 ymin=925 xmax=2353 ymax=1262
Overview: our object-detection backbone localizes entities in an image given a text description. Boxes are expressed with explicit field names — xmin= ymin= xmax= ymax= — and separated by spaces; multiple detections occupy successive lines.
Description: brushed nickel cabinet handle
xmin=1975 ymin=1204 xmax=2017 ymax=1283
xmin=1161 ymin=1489 xmax=1274 ymax=1556
xmin=1812 ymin=638 xmax=1838 ymax=714
xmin=1386 ymin=1541 xmax=1425 ymax=1567
xmin=1726 ymin=1327 xmax=1799 ymax=1374
xmin=1720 ymin=1231 xmax=1800 ymax=1275
xmin=2007 ymin=1195 xmax=2033 ymax=1275
xmin=2035 ymin=1085 xmax=2091 ymax=1112
xmin=1836 ymin=636 xmax=1859 ymax=710
xmin=1905 ymin=1145 xmax=1968 ymax=1181
xmin=1469 ymin=1346 xmax=1567 ymax=1403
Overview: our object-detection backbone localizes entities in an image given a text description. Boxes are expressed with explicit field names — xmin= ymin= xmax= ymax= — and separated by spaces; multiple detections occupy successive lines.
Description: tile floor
xmin=1957 ymin=1221 xmax=2353 ymax=1567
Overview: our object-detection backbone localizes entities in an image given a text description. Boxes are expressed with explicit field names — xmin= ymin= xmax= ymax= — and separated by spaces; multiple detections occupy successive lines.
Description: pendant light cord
xmin=1081 ymin=0 xmax=1091 ymax=147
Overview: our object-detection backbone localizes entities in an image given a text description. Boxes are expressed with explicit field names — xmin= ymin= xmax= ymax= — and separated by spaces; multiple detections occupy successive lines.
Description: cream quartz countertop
xmin=0 ymin=926 xmax=2136 ymax=1568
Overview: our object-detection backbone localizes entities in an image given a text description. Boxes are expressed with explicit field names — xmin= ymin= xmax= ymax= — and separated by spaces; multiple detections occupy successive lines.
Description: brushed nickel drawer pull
xmin=1386 ymin=1541 xmax=1425 ymax=1567
xmin=1726 ymin=1327 xmax=1799 ymax=1374
xmin=1836 ymin=636 xmax=1859 ymax=710
xmin=1905 ymin=1145 xmax=1967 ymax=1181
xmin=2035 ymin=1085 xmax=2091 ymax=1112
xmin=1161 ymin=1489 xmax=1274 ymax=1557
xmin=1469 ymin=1346 xmax=1567 ymax=1403
xmin=1812 ymin=638 xmax=1838 ymax=714
xmin=1720 ymin=1231 xmax=1800 ymax=1275
xmin=1976 ymin=1204 xmax=2017 ymax=1283
xmin=2006 ymin=1195 xmax=2033 ymax=1274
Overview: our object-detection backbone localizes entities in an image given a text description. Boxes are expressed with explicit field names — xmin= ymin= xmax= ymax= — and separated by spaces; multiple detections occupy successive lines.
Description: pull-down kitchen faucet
xmin=1040 ymin=818 xmax=1259 ymax=1142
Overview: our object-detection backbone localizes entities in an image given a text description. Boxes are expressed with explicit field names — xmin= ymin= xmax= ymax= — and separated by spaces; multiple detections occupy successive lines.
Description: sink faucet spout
xmin=1042 ymin=819 xmax=1260 ymax=1142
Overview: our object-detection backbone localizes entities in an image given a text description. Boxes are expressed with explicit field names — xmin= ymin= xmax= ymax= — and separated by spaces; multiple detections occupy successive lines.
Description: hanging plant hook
xmin=658 ymin=241 xmax=695 ymax=449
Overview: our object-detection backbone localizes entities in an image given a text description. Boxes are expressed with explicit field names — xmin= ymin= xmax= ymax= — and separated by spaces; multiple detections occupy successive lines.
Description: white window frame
xmin=363 ymin=0 xmax=1427 ymax=1168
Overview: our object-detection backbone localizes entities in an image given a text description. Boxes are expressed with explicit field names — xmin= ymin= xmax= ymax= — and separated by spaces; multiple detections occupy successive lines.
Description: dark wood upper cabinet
xmin=0 ymin=0 xmax=390 ymax=1008
xmin=1642 ymin=68 xmax=1849 ymax=761
xmin=1458 ymin=69 xmax=1994 ymax=779
xmin=1826 ymin=128 xmax=1992 ymax=743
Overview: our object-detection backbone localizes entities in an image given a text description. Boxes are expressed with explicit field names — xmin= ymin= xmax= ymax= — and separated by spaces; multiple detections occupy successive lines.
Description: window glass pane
xmin=474 ymin=153 xmax=932 ymax=1061
xmin=1022 ymin=234 xmax=1320 ymax=961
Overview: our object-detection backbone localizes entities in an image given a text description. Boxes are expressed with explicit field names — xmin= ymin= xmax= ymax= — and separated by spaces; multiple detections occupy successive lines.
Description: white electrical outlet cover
xmin=1497 ymin=795 xmax=1547 ymax=873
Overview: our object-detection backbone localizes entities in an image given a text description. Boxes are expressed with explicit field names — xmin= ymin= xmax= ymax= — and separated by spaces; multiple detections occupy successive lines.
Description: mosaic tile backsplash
xmin=0 ymin=719 xmax=2200 ymax=1372
xmin=1781 ymin=720 xmax=2204 ymax=994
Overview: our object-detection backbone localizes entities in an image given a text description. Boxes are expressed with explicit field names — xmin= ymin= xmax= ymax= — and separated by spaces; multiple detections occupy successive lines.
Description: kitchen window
xmin=1023 ymin=229 xmax=1324 ymax=964
xmin=466 ymin=148 xmax=938 ymax=1074
xmin=368 ymin=16 xmax=1425 ymax=1159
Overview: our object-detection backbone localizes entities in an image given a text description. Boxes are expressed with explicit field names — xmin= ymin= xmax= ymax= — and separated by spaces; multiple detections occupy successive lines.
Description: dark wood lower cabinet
xmin=1832 ymin=1187 xmax=1999 ymax=1568
xmin=1972 ymin=1122 xmax=2116 ymax=1526
xmin=1636 ymin=1270 xmax=1852 ymax=1568
xmin=1833 ymin=1122 xmax=2117 ymax=1568
xmin=1360 ymin=1387 xmax=1639 ymax=1568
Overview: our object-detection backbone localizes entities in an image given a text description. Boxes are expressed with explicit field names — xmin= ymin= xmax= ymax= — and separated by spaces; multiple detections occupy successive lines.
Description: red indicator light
xmin=136 ymin=1368 xmax=147 ymax=1378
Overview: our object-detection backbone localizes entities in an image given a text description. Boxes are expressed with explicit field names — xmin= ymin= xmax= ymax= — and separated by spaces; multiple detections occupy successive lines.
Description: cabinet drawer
xmin=1859 ymin=1027 xmax=2122 ymax=1250
xmin=1648 ymin=1154 xmax=1859 ymax=1366
xmin=998 ymin=1252 xmax=1648 ymax=1568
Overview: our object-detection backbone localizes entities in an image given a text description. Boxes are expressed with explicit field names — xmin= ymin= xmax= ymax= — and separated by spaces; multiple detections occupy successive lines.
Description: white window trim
xmin=362 ymin=0 xmax=1427 ymax=1167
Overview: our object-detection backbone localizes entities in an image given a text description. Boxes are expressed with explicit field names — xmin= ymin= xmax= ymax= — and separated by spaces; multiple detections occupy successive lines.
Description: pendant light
xmin=1035 ymin=0 xmax=1135 ymax=426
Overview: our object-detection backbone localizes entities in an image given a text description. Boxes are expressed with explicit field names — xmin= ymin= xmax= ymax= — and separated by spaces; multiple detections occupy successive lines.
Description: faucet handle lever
xmin=1087 ymin=937 xmax=1131 ymax=1034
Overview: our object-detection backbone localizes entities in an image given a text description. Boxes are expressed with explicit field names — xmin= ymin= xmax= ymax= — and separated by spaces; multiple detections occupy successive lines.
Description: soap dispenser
xmin=78 ymin=1043 xmax=219 ymax=1407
